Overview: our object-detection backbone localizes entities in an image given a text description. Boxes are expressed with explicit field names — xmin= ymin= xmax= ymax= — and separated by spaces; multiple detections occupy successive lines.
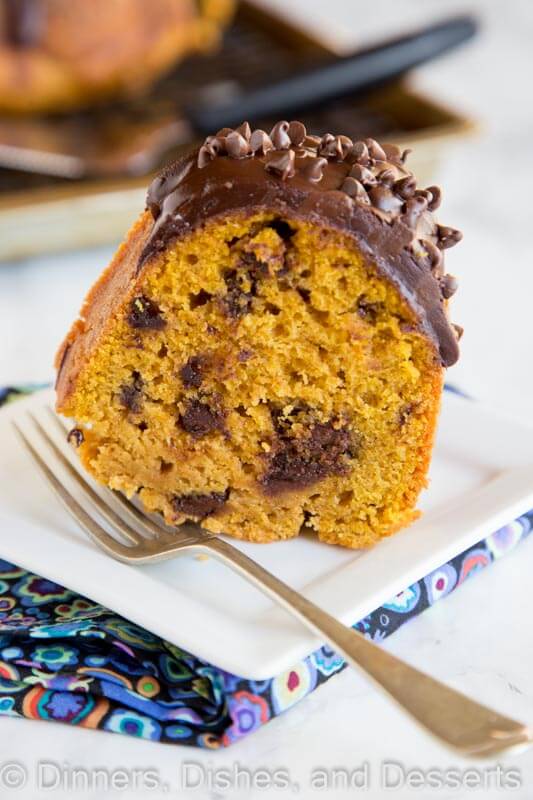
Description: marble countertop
xmin=1 ymin=1 xmax=533 ymax=797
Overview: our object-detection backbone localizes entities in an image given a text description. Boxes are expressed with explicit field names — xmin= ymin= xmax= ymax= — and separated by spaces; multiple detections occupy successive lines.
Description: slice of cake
xmin=56 ymin=121 xmax=462 ymax=548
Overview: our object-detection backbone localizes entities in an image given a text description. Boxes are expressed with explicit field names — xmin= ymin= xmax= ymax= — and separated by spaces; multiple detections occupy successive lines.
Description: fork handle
xmin=202 ymin=537 xmax=530 ymax=757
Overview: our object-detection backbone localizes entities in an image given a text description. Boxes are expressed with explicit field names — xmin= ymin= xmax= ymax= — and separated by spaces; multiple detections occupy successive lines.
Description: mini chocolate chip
xmin=261 ymin=416 xmax=356 ymax=494
xmin=415 ymin=188 xmax=433 ymax=204
xmin=189 ymin=289 xmax=212 ymax=309
xmin=440 ymin=274 xmax=459 ymax=299
xmin=238 ymin=349 xmax=253 ymax=362
xmin=402 ymin=195 xmax=428 ymax=228
xmin=437 ymin=225 xmax=463 ymax=250
xmin=225 ymin=130 xmax=251 ymax=158
xmin=197 ymin=146 xmax=212 ymax=168
xmin=452 ymin=323 xmax=464 ymax=340
xmin=303 ymin=156 xmax=328 ymax=182
xmin=394 ymin=175 xmax=417 ymax=198
xmin=235 ymin=121 xmax=251 ymax=141
xmin=172 ymin=489 xmax=229 ymax=520
xmin=250 ymin=129 xmax=274 ymax=155
xmin=340 ymin=176 xmax=368 ymax=203
xmin=67 ymin=428 xmax=84 ymax=447
xmin=198 ymin=136 xmax=225 ymax=167
xmin=204 ymin=135 xmax=225 ymax=157
xmin=382 ymin=143 xmax=403 ymax=162
xmin=337 ymin=135 xmax=354 ymax=158
xmin=267 ymin=218 xmax=295 ymax=241
xmin=303 ymin=134 xmax=321 ymax=149
xmin=296 ymin=286 xmax=311 ymax=304
xmin=319 ymin=134 xmax=352 ymax=160
xmin=368 ymin=184 xmax=404 ymax=214
xmin=265 ymin=150 xmax=296 ymax=180
xmin=179 ymin=398 xmax=226 ymax=438
xmin=119 ymin=371 xmax=143 ymax=413
xmin=365 ymin=138 xmax=387 ymax=161
xmin=357 ymin=297 xmax=382 ymax=322
xmin=398 ymin=403 xmax=414 ymax=428
xmin=288 ymin=120 xmax=306 ymax=146
xmin=269 ymin=121 xmax=291 ymax=150
xmin=223 ymin=269 xmax=253 ymax=319
xmin=426 ymin=185 xmax=442 ymax=211
xmin=349 ymin=164 xmax=375 ymax=185
xmin=318 ymin=133 xmax=333 ymax=152
xmin=349 ymin=141 xmax=369 ymax=164
xmin=377 ymin=168 xmax=396 ymax=185
xmin=180 ymin=355 xmax=205 ymax=388
xmin=127 ymin=296 xmax=166 ymax=330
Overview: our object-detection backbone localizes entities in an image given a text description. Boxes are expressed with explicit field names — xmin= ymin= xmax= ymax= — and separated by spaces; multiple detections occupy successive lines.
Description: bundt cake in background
xmin=0 ymin=0 xmax=235 ymax=113
xmin=55 ymin=121 xmax=462 ymax=549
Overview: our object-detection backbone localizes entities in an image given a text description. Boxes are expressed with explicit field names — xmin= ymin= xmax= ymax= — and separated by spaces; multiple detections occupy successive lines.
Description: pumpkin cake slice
xmin=55 ymin=121 xmax=462 ymax=548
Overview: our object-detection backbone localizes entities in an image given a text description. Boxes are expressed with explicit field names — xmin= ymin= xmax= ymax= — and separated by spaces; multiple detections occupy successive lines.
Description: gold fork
xmin=12 ymin=408 xmax=532 ymax=758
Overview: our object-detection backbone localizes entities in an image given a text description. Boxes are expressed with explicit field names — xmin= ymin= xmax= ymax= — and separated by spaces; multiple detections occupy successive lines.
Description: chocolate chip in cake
xmin=189 ymin=289 xmax=212 ymax=309
xmin=357 ymin=297 xmax=382 ymax=323
xmin=172 ymin=489 xmax=229 ymax=520
xmin=67 ymin=428 xmax=84 ymax=447
xmin=297 ymin=286 xmax=311 ymax=304
xmin=180 ymin=355 xmax=205 ymax=388
xmin=238 ymin=349 xmax=253 ymax=362
xmin=266 ymin=218 xmax=295 ymax=241
xmin=119 ymin=371 xmax=144 ymax=413
xmin=262 ymin=411 xmax=357 ymax=494
xmin=179 ymin=398 xmax=225 ymax=438
xmin=127 ymin=296 xmax=166 ymax=330
xmin=398 ymin=403 xmax=414 ymax=428
xmin=222 ymin=250 xmax=270 ymax=320
xmin=222 ymin=269 xmax=254 ymax=319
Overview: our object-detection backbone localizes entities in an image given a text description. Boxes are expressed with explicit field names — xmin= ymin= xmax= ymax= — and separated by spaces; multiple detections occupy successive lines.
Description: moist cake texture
xmin=56 ymin=121 xmax=462 ymax=548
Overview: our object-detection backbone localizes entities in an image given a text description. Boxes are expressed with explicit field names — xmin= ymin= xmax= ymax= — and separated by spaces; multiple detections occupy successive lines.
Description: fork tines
xmin=13 ymin=407 xmax=208 ymax=564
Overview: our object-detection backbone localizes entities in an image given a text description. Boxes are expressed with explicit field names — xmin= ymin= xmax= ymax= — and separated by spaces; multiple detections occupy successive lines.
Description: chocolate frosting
xmin=144 ymin=121 xmax=462 ymax=367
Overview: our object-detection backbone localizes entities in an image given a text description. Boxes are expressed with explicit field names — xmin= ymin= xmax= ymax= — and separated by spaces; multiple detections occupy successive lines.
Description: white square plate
xmin=2 ymin=388 xmax=533 ymax=679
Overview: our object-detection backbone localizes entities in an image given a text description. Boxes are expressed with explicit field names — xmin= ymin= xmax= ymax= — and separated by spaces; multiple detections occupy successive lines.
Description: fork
xmin=13 ymin=408 xmax=532 ymax=758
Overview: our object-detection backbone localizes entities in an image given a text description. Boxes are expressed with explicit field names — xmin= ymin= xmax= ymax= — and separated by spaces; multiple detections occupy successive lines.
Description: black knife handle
xmin=189 ymin=15 xmax=477 ymax=135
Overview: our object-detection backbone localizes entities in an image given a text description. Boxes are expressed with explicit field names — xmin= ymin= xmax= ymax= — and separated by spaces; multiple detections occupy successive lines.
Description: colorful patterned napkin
xmin=1 ymin=386 xmax=530 ymax=748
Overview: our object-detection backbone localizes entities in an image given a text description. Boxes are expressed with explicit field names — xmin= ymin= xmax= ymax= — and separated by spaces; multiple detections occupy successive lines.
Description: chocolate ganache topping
xmin=144 ymin=121 xmax=462 ymax=366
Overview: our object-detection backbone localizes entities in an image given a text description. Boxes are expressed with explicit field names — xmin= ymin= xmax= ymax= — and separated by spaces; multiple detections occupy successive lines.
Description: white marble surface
xmin=1 ymin=1 xmax=533 ymax=798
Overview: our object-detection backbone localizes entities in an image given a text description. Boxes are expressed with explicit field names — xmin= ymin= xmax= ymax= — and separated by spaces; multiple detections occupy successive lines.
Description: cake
xmin=0 ymin=0 xmax=234 ymax=114
xmin=55 ymin=121 xmax=462 ymax=548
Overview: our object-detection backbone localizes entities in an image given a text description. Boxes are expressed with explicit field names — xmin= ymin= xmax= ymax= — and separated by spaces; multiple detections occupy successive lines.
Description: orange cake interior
xmin=56 ymin=123 xmax=461 ymax=548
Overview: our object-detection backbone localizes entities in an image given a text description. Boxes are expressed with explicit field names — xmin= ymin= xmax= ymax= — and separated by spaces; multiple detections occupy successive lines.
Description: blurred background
xmin=0 ymin=0 xmax=531 ymax=427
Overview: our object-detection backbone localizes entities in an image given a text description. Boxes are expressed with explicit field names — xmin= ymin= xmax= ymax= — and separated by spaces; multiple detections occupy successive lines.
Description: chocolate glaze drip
xmin=3 ymin=0 xmax=43 ymax=47
xmin=144 ymin=121 xmax=462 ymax=367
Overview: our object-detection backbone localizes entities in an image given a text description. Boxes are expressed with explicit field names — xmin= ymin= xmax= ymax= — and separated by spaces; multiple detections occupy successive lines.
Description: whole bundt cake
xmin=0 ymin=0 xmax=234 ymax=113
xmin=56 ymin=121 xmax=462 ymax=548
